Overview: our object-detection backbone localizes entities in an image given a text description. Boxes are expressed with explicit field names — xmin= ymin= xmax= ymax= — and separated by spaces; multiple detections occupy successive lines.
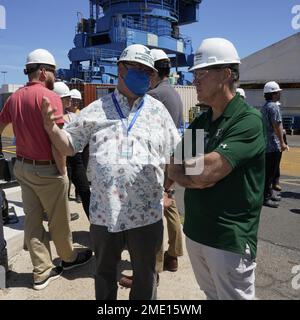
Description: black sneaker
xmin=61 ymin=249 xmax=93 ymax=270
xmin=33 ymin=266 xmax=63 ymax=290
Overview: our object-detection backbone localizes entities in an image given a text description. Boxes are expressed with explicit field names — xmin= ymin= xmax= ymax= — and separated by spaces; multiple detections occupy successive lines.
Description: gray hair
xmin=228 ymin=64 xmax=240 ymax=93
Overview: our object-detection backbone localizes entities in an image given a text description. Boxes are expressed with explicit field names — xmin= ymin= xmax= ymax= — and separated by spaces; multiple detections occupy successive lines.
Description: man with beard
xmin=0 ymin=49 xmax=92 ymax=291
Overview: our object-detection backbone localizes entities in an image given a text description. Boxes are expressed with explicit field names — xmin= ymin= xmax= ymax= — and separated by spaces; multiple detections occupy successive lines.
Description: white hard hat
xmin=118 ymin=44 xmax=157 ymax=71
xmin=236 ymin=88 xmax=246 ymax=98
xmin=53 ymin=82 xmax=71 ymax=98
xmin=70 ymin=89 xmax=82 ymax=100
xmin=150 ymin=49 xmax=170 ymax=62
xmin=190 ymin=38 xmax=241 ymax=71
xmin=26 ymin=49 xmax=56 ymax=67
xmin=264 ymin=81 xmax=282 ymax=94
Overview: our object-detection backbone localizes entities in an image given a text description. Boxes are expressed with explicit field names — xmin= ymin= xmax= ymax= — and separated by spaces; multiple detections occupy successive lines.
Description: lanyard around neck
xmin=112 ymin=93 xmax=145 ymax=135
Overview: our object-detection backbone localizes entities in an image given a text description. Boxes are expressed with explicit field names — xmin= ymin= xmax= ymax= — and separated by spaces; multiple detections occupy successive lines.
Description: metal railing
xmin=113 ymin=15 xmax=190 ymax=42
xmin=99 ymin=0 xmax=179 ymax=18
xmin=85 ymin=47 xmax=122 ymax=62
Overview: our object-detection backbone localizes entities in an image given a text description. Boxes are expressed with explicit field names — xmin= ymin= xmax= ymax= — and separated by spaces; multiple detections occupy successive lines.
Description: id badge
xmin=120 ymin=138 xmax=134 ymax=159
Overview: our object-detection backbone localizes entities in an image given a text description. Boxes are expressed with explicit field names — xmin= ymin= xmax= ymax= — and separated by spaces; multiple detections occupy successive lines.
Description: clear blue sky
xmin=0 ymin=0 xmax=299 ymax=84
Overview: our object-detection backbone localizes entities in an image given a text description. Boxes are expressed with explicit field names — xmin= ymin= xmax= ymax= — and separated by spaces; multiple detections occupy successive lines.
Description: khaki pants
xmin=14 ymin=160 xmax=77 ymax=282
xmin=156 ymin=199 xmax=183 ymax=272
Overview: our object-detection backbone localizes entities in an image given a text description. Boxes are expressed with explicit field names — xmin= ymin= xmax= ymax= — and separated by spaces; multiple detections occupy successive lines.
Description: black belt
xmin=17 ymin=156 xmax=55 ymax=166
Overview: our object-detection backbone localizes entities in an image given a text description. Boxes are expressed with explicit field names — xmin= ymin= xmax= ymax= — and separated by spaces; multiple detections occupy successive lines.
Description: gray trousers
xmin=186 ymin=237 xmax=256 ymax=300
xmin=90 ymin=220 xmax=163 ymax=300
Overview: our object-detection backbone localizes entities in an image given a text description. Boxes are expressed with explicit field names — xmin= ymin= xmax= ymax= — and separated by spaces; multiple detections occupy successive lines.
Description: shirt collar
xmin=207 ymin=94 xmax=241 ymax=122
xmin=221 ymin=94 xmax=240 ymax=118
xmin=114 ymin=88 xmax=143 ymax=112
xmin=26 ymin=81 xmax=45 ymax=87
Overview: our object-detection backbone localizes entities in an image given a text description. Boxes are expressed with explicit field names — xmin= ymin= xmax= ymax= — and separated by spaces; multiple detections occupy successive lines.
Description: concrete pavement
xmin=0 ymin=185 xmax=206 ymax=300
xmin=1 ymin=135 xmax=300 ymax=300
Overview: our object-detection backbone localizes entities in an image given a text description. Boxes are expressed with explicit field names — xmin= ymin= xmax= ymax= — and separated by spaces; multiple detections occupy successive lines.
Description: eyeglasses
xmin=193 ymin=67 xmax=224 ymax=82
xmin=193 ymin=70 xmax=209 ymax=81
xmin=123 ymin=62 xmax=154 ymax=76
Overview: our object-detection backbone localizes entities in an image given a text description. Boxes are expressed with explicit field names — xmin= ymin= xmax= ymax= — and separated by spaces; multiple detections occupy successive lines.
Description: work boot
xmin=263 ymin=199 xmax=279 ymax=208
xmin=163 ymin=251 xmax=178 ymax=272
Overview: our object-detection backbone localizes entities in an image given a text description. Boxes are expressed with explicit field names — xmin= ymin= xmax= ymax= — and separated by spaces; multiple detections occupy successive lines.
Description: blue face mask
xmin=123 ymin=68 xmax=150 ymax=97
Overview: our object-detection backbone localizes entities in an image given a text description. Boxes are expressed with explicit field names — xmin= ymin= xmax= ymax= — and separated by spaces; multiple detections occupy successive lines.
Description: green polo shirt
xmin=183 ymin=95 xmax=265 ymax=258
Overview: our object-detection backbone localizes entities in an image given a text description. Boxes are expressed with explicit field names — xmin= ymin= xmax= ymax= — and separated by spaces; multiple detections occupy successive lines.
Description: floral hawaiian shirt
xmin=63 ymin=89 xmax=180 ymax=232
xmin=261 ymin=101 xmax=282 ymax=153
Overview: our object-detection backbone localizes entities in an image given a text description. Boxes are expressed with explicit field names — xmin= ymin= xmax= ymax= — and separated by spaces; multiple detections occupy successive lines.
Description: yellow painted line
xmin=4 ymin=146 xmax=16 ymax=149
xmin=280 ymin=180 xmax=300 ymax=187
xmin=3 ymin=149 xmax=16 ymax=155
xmin=281 ymin=178 xmax=300 ymax=182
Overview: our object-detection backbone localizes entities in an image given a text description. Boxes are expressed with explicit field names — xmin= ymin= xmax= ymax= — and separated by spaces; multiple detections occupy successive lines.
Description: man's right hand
xmin=42 ymin=97 xmax=63 ymax=133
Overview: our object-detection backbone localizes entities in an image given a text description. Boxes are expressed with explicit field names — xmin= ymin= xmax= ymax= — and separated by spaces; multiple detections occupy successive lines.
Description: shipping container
xmin=171 ymin=85 xmax=199 ymax=124
xmin=68 ymin=83 xmax=116 ymax=108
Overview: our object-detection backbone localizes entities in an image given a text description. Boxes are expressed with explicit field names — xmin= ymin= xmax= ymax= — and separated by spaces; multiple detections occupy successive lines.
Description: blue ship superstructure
xmin=58 ymin=0 xmax=202 ymax=84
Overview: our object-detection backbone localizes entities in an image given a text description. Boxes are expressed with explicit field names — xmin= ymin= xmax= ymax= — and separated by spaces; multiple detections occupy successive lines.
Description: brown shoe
xmin=118 ymin=274 xmax=160 ymax=288
xmin=119 ymin=274 xmax=133 ymax=288
xmin=163 ymin=251 xmax=178 ymax=272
